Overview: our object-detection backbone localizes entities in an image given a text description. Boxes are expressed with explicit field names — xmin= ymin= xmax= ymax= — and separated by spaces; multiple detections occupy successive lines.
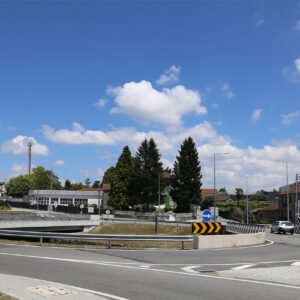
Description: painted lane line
xmin=291 ymin=262 xmax=300 ymax=266
xmin=1 ymin=252 xmax=300 ymax=291
xmin=231 ymin=264 xmax=256 ymax=270
xmin=181 ymin=266 xmax=201 ymax=274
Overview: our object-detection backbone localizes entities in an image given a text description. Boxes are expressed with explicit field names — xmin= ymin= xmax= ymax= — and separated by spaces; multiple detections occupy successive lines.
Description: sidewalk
xmin=0 ymin=274 xmax=112 ymax=300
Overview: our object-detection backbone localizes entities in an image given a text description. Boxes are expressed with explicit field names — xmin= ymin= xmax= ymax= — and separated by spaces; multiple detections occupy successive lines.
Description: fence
xmin=0 ymin=230 xmax=194 ymax=250
xmin=226 ymin=222 xmax=265 ymax=234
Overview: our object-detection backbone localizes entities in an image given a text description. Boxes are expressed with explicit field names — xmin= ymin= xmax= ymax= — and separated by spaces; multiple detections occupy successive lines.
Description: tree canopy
xmin=171 ymin=137 xmax=203 ymax=212
xmin=108 ymin=146 xmax=135 ymax=210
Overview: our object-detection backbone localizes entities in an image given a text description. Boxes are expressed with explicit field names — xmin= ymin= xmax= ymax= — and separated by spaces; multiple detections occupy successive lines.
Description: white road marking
xmin=0 ymin=252 xmax=300 ymax=291
xmin=231 ymin=264 xmax=256 ymax=270
xmin=181 ymin=266 xmax=200 ymax=274
xmin=291 ymin=262 xmax=300 ymax=266
xmin=0 ymin=273 xmax=129 ymax=300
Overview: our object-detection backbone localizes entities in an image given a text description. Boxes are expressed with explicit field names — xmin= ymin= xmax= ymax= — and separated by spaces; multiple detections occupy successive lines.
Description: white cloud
xmin=54 ymin=160 xmax=65 ymax=166
xmin=282 ymin=58 xmax=300 ymax=82
xmin=295 ymin=20 xmax=300 ymax=31
xmin=255 ymin=19 xmax=264 ymax=27
xmin=1 ymin=136 xmax=49 ymax=156
xmin=281 ymin=111 xmax=300 ymax=125
xmin=156 ymin=65 xmax=180 ymax=85
xmin=252 ymin=109 xmax=263 ymax=122
xmin=222 ymin=84 xmax=235 ymax=99
xmin=9 ymin=163 xmax=28 ymax=177
xmin=72 ymin=122 xmax=85 ymax=133
xmin=212 ymin=103 xmax=219 ymax=108
xmin=42 ymin=121 xmax=300 ymax=193
xmin=94 ymin=99 xmax=106 ymax=109
xmin=80 ymin=167 xmax=105 ymax=179
xmin=109 ymin=80 xmax=206 ymax=126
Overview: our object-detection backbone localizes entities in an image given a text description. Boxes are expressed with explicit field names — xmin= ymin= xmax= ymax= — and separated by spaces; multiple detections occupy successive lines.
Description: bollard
xmin=108 ymin=240 xmax=112 ymax=249
xmin=39 ymin=237 xmax=43 ymax=246
xmin=181 ymin=241 xmax=184 ymax=250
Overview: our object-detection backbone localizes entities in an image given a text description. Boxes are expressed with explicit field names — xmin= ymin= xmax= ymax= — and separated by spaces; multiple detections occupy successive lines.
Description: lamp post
xmin=296 ymin=174 xmax=300 ymax=223
xmin=214 ymin=153 xmax=229 ymax=222
xmin=246 ymin=176 xmax=249 ymax=224
xmin=275 ymin=161 xmax=289 ymax=221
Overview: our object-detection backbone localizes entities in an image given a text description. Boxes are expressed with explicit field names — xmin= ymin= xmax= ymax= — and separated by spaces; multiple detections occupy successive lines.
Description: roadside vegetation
xmin=0 ymin=223 xmax=192 ymax=249
xmin=0 ymin=292 xmax=16 ymax=300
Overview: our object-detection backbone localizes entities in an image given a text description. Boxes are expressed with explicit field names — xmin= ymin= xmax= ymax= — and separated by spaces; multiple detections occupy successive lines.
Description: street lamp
xmin=246 ymin=176 xmax=249 ymax=224
xmin=275 ymin=160 xmax=289 ymax=221
xmin=213 ymin=153 xmax=229 ymax=222
xmin=296 ymin=174 xmax=300 ymax=223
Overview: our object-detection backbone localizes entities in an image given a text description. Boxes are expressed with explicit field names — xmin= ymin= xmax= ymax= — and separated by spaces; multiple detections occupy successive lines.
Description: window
xmin=60 ymin=198 xmax=73 ymax=205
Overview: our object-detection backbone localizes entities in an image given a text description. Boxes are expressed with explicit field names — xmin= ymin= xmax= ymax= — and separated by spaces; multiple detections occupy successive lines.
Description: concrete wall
xmin=193 ymin=232 xmax=266 ymax=249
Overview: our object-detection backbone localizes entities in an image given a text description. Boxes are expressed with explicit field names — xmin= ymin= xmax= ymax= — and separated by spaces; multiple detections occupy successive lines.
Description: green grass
xmin=0 ymin=292 xmax=16 ymax=300
xmin=0 ymin=206 xmax=11 ymax=211
xmin=0 ymin=223 xmax=193 ymax=249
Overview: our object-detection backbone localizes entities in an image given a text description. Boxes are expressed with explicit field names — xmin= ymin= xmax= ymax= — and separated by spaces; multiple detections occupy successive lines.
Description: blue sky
xmin=1 ymin=0 xmax=300 ymax=192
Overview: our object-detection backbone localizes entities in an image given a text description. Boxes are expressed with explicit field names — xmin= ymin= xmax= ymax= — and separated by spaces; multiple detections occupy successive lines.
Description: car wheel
xmin=283 ymin=231 xmax=286 ymax=234
xmin=277 ymin=230 xmax=280 ymax=234
xmin=270 ymin=229 xmax=273 ymax=234
xmin=291 ymin=230 xmax=294 ymax=235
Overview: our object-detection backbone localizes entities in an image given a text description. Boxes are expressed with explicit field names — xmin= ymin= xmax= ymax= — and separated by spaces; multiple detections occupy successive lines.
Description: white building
xmin=28 ymin=189 xmax=104 ymax=208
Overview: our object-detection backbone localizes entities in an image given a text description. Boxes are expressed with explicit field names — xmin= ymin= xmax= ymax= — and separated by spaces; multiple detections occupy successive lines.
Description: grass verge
xmin=0 ymin=292 xmax=16 ymax=300
xmin=0 ymin=223 xmax=193 ymax=249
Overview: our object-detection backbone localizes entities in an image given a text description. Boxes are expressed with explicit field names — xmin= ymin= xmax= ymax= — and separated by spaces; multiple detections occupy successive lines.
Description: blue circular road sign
xmin=202 ymin=209 xmax=212 ymax=222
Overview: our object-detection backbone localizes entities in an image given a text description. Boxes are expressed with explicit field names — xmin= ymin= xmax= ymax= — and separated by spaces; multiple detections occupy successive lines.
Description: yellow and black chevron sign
xmin=192 ymin=222 xmax=222 ymax=235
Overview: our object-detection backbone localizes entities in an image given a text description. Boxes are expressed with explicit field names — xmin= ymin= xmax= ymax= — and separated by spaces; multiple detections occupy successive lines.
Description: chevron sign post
xmin=192 ymin=222 xmax=222 ymax=235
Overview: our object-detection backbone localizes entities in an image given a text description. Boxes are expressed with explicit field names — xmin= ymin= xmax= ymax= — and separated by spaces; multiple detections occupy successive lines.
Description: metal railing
xmin=0 ymin=230 xmax=194 ymax=250
xmin=226 ymin=222 xmax=265 ymax=234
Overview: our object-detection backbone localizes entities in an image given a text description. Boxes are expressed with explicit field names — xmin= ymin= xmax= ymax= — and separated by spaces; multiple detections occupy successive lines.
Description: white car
xmin=270 ymin=221 xmax=294 ymax=235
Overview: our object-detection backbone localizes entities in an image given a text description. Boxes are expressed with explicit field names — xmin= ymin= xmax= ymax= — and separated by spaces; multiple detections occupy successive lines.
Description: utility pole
xmin=246 ymin=176 xmax=249 ymax=224
xmin=296 ymin=174 xmax=300 ymax=224
xmin=286 ymin=161 xmax=289 ymax=221
xmin=28 ymin=142 xmax=32 ymax=175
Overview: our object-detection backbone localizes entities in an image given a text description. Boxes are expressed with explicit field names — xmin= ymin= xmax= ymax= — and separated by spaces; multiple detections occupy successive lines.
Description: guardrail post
xmin=108 ymin=240 xmax=112 ymax=249
xmin=39 ymin=237 xmax=43 ymax=246
xmin=181 ymin=241 xmax=185 ymax=250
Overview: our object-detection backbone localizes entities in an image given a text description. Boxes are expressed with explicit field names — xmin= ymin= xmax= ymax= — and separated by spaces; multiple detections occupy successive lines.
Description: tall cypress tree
xmin=134 ymin=138 xmax=163 ymax=210
xmin=171 ymin=137 xmax=203 ymax=212
xmin=108 ymin=146 xmax=134 ymax=210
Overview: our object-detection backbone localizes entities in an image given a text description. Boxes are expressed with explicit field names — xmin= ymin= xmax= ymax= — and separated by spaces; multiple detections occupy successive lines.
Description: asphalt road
xmin=0 ymin=231 xmax=299 ymax=300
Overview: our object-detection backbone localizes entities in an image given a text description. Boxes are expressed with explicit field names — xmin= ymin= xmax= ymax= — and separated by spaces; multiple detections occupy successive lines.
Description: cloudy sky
xmin=1 ymin=0 xmax=300 ymax=193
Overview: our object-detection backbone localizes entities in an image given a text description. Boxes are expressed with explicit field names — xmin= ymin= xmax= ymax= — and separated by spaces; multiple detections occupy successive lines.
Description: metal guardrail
xmin=226 ymin=222 xmax=265 ymax=234
xmin=0 ymin=230 xmax=194 ymax=250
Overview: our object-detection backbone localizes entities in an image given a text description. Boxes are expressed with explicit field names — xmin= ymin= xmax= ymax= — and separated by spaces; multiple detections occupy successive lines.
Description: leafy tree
xmin=32 ymin=166 xmax=61 ymax=190
xmin=84 ymin=178 xmax=91 ymax=188
xmin=102 ymin=167 xmax=116 ymax=185
xmin=64 ymin=179 xmax=72 ymax=190
xmin=6 ymin=175 xmax=34 ymax=198
xmin=235 ymin=188 xmax=244 ymax=207
xmin=108 ymin=146 xmax=135 ymax=209
xmin=134 ymin=138 xmax=163 ymax=210
xmin=5 ymin=166 xmax=61 ymax=197
xmin=171 ymin=137 xmax=203 ymax=212
xmin=92 ymin=180 xmax=101 ymax=188
xmin=219 ymin=187 xmax=227 ymax=194
xmin=202 ymin=196 xmax=214 ymax=210
xmin=71 ymin=182 xmax=85 ymax=190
